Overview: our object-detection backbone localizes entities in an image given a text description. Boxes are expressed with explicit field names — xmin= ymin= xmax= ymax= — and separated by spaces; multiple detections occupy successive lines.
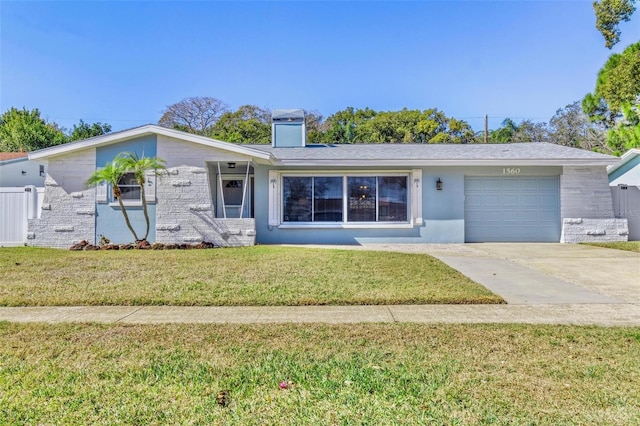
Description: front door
xmin=217 ymin=176 xmax=253 ymax=218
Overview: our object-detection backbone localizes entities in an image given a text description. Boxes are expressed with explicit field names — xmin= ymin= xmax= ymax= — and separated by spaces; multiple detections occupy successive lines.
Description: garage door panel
xmin=502 ymin=179 xmax=522 ymax=190
xmin=539 ymin=194 xmax=558 ymax=206
xmin=465 ymin=176 xmax=560 ymax=242
xmin=520 ymin=194 xmax=538 ymax=206
xmin=537 ymin=178 xmax=559 ymax=191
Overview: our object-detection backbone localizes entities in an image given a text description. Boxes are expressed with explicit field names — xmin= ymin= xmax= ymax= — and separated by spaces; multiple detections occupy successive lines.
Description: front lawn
xmin=0 ymin=246 xmax=503 ymax=306
xmin=1 ymin=322 xmax=638 ymax=425
xmin=582 ymin=241 xmax=640 ymax=253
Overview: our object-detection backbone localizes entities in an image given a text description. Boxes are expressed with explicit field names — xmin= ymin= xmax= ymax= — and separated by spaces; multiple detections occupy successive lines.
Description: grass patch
xmin=0 ymin=322 xmax=638 ymax=425
xmin=0 ymin=246 xmax=503 ymax=306
xmin=581 ymin=241 xmax=640 ymax=253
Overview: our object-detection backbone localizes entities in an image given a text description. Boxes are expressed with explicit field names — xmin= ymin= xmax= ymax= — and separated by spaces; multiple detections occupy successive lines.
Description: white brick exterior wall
xmin=561 ymin=218 xmax=629 ymax=243
xmin=155 ymin=137 xmax=256 ymax=247
xmin=560 ymin=166 xmax=628 ymax=243
xmin=28 ymin=149 xmax=97 ymax=248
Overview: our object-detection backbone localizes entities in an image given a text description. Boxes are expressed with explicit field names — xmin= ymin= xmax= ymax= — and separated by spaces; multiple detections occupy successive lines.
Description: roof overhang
xmin=270 ymin=158 xmax=620 ymax=167
xmin=607 ymin=149 xmax=640 ymax=175
xmin=28 ymin=125 xmax=273 ymax=161
xmin=0 ymin=156 xmax=31 ymax=166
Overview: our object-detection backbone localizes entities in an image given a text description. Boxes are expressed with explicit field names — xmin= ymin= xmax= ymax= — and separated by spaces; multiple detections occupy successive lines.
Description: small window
xmin=117 ymin=173 xmax=141 ymax=201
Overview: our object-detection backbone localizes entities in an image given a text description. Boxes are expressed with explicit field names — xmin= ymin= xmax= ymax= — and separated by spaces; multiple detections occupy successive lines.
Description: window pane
xmin=347 ymin=177 xmax=376 ymax=222
xmin=378 ymin=176 xmax=408 ymax=221
xmin=283 ymin=177 xmax=312 ymax=222
xmin=118 ymin=173 xmax=141 ymax=201
xmin=223 ymin=179 xmax=244 ymax=205
xmin=314 ymin=177 xmax=343 ymax=222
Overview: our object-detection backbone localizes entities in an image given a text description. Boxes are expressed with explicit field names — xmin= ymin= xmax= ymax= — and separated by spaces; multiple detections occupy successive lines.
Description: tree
xmin=158 ymin=96 xmax=229 ymax=135
xmin=320 ymin=107 xmax=377 ymax=143
xmin=489 ymin=119 xmax=519 ymax=143
xmin=489 ymin=118 xmax=549 ymax=143
xmin=319 ymin=107 xmax=476 ymax=144
xmin=583 ymin=41 xmax=640 ymax=152
xmin=304 ymin=110 xmax=325 ymax=144
xmin=594 ymin=0 xmax=637 ymax=49
xmin=0 ymin=107 xmax=67 ymax=152
xmin=117 ymin=152 xmax=166 ymax=241
xmin=512 ymin=120 xmax=550 ymax=142
xmin=69 ymin=120 xmax=112 ymax=141
xmin=86 ymin=159 xmax=140 ymax=242
xmin=606 ymin=103 xmax=640 ymax=152
xmin=210 ymin=105 xmax=271 ymax=144
xmin=548 ymin=101 xmax=608 ymax=151
xmin=584 ymin=41 xmax=640 ymax=120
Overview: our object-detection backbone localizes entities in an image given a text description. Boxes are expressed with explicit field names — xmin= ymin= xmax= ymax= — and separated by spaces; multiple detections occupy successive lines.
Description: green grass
xmin=0 ymin=246 xmax=503 ymax=306
xmin=582 ymin=241 xmax=640 ymax=253
xmin=0 ymin=322 xmax=638 ymax=425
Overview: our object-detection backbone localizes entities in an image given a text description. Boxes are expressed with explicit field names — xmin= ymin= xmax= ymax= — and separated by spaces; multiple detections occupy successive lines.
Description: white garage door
xmin=464 ymin=176 xmax=560 ymax=242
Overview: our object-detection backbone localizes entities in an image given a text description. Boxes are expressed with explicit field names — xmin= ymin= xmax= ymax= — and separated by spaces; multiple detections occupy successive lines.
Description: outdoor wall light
xmin=436 ymin=178 xmax=443 ymax=191
xmin=228 ymin=162 xmax=236 ymax=169
xmin=21 ymin=170 xmax=27 ymax=175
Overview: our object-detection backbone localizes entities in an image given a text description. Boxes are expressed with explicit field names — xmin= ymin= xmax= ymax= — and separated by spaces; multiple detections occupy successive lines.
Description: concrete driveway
xmin=306 ymin=243 xmax=639 ymax=305
xmin=461 ymin=243 xmax=640 ymax=304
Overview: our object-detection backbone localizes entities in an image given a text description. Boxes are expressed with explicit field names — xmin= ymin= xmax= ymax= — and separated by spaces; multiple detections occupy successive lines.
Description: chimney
xmin=272 ymin=109 xmax=306 ymax=148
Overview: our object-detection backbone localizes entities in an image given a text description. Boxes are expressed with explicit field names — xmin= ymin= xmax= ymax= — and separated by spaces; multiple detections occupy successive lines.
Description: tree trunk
xmin=139 ymin=179 xmax=151 ymax=241
xmin=113 ymin=187 xmax=140 ymax=242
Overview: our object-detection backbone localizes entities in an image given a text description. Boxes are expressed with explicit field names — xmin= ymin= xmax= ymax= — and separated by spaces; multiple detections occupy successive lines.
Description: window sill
xmin=278 ymin=222 xmax=414 ymax=229
xmin=108 ymin=201 xmax=153 ymax=208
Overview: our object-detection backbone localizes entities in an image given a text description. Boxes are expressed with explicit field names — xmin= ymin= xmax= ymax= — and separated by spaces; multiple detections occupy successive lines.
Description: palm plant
xmin=86 ymin=159 xmax=141 ymax=241
xmin=117 ymin=152 xmax=166 ymax=241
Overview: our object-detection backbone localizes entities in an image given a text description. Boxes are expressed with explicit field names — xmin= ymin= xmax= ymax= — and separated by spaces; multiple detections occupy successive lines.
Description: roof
xmin=27 ymin=124 xmax=620 ymax=167
xmin=29 ymin=124 xmax=271 ymax=161
xmin=0 ymin=152 xmax=28 ymax=162
xmin=249 ymin=142 xmax=620 ymax=167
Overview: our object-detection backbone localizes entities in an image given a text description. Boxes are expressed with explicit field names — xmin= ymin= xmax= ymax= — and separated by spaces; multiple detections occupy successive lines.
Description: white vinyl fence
xmin=611 ymin=184 xmax=640 ymax=241
xmin=0 ymin=186 xmax=42 ymax=247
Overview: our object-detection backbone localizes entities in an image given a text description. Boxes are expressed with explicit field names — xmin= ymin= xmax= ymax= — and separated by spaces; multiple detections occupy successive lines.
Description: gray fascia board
xmin=270 ymin=158 xmax=620 ymax=167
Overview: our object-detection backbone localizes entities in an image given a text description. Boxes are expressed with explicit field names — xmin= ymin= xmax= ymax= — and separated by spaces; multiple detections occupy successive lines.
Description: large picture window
xmin=282 ymin=175 xmax=408 ymax=224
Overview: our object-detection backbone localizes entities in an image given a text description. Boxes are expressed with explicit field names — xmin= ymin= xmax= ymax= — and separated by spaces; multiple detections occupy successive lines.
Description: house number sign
xmin=502 ymin=167 xmax=521 ymax=175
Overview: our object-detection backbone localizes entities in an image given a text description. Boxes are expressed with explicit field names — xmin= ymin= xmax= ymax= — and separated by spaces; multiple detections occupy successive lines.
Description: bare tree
xmin=549 ymin=101 xmax=608 ymax=152
xmin=158 ymin=96 xmax=229 ymax=135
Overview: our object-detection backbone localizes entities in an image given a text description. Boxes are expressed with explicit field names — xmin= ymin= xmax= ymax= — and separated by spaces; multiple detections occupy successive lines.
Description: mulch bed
xmin=69 ymin=240 xmax=217 ymax=251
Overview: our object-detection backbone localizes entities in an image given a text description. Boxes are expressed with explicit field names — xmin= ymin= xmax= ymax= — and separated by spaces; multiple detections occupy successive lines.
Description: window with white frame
xmin=281 ymin=175 xmax=409 ymax=223
xmin=116 ymin=172 xmax=141 ymax=201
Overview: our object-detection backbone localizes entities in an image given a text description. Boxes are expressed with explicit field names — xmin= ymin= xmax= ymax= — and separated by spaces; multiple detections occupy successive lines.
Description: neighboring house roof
xmin=28 ymin=124 xmax=620 ymax=167
xmin=28 ymin=124 xmax=272 ymax=161
xmin=607 ymin=149 xmax=640 ymax=185
xmin=249 ymin=142 xmax=619 ymax=167
xmin=0 ymin=152 xmax=29 ymax=164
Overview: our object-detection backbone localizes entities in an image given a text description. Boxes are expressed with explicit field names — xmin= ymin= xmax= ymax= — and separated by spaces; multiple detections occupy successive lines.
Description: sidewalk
xmin=1 ymin=303 xmax=639 ymax=326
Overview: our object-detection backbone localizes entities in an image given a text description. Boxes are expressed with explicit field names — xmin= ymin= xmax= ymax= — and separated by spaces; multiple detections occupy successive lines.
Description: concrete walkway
xmin=1 ymin=303 xmax=639 ymax=326
xmin=1 ymin=243 xmax=638 ymax=326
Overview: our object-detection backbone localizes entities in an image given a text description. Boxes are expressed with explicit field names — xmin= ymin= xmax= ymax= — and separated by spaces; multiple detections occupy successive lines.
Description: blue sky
xmin=1 ymin=1 xmax=639 ymax=133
